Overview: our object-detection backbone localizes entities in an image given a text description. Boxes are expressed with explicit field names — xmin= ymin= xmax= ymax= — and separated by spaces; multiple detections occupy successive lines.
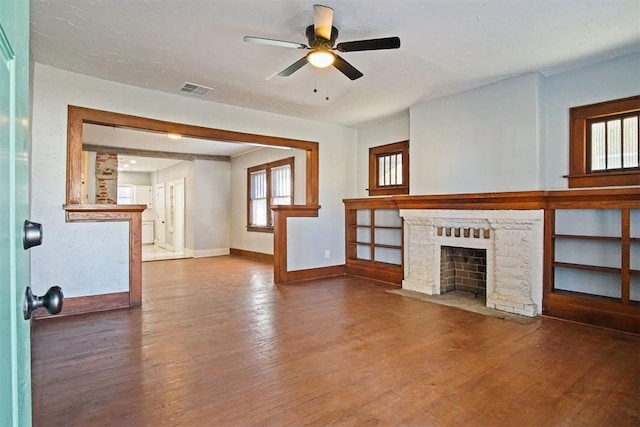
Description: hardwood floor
xmin=32 ymin=256 xmax=639 ymax=426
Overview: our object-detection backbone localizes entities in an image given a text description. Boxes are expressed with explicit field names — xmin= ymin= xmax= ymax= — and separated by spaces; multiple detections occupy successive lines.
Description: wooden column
xmin=272 ymin=205 xmax=320 ymax=284
xmin=64 ymin=204 xmax=146 ymax=309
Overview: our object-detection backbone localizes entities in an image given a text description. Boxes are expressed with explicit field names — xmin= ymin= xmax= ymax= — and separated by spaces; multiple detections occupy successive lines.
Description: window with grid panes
xmin=588 ymin=114 xmax=639 ymax=171
xmin=247 ymin=157 xmax=294 ymax=232
xmin=368 ymin=141 xmax=409 ymax=196
xmin=568 ymin=96 xmax=640 ymax=188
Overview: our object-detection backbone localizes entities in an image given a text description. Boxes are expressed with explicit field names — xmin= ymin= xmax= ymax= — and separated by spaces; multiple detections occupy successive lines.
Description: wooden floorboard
xmin=32 ymin=256 xmax=640 ymax=426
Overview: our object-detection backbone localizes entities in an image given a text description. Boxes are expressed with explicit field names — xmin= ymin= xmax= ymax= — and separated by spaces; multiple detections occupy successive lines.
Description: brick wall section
xmin=95 ymin=152 xmax=118 ymax=204
xmin=440 ymin=246 xmax=487 ymax=296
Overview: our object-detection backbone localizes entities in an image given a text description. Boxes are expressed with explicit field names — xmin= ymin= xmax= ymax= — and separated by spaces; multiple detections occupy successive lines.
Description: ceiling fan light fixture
xmin=307 ymin=49 xmax=335 ymax=68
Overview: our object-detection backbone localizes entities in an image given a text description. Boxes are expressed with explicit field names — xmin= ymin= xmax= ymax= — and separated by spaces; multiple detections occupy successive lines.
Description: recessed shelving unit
xmin=344 ymin=199 xmax=403 ymax=285
xmin=544 ymin=205 xmax=640 ymax=332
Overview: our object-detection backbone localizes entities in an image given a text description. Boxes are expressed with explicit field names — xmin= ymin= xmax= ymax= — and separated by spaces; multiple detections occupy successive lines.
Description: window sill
xmin=565 ymin=170 xmax=640 ymax=188
xmin=368 ymin=186 xmax=409 ymax=197
xmin=247 ymin=226 xmax=274 ymax=233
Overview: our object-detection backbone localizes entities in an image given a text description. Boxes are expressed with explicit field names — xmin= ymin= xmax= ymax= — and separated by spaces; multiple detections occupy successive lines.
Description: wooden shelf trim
xmin=63 ymin=204 xmax=147 ymax=213
xmin=345 ymin=258 xmax=403 ymax=285
xmin=351 ymin=241 xmax=402 ymax=250
xmin=346 ymin=258 xmax=402 ymax=267
xmin=354 ymin=224 xmax=402 ymax=230
xmin=344 ymin=188 xmax=640 ymax=211
xmin=553 ymin=234 xmax=622 ymax=241
xmin=372 ymin=243 xmax=402 ymax=250
xmin=553 ymin=262 xmax=621 ymax=275
xmin=350 ymin=240 xmax=371 ymax=245
xmin=544 ymin=290 xmax=639 ymax=316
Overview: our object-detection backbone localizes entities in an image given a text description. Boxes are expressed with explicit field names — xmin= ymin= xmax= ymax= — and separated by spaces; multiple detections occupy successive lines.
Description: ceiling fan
xmin=243 ymin=4 xmax=400 ymax=81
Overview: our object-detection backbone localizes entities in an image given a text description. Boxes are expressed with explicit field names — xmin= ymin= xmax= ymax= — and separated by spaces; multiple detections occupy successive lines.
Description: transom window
xmin=568 ymin=95 xmax=640 ymax=188
xmin=368 ymin=141 xmax=409 ymax=196
xmin=247 ymin=157 xmax=294 ymax=232
xmin=588 ymin=113 xmax=639 ymax=172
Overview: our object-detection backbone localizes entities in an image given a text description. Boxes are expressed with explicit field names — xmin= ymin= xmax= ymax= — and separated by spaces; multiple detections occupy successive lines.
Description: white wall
xmin=356 ymin=111 xmax=410 ymax=198
xmin=542 ymin=52 xmax=640 ymax=189
xmin=396 ymin=54 xmax=640 ymax=195
xmin=118 ymin=171 xmax=151 ymax=186
xmin=409 ymin=73 xmax=542 ymax=194
xmin=288 ymin=122 xmax=357 ymax=270
xmin=30 ymin=64 xmax=357 ymax=297
xmin=192 ymin=159 xmax=230 ymax=257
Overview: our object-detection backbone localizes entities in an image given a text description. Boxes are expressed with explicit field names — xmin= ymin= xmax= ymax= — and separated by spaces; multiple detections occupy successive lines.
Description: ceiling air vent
xmin=179 ymin=82 xmax=212 ymax=97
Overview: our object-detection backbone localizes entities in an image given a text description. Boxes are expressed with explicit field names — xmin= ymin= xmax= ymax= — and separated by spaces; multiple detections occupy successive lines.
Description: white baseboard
xmin=187 ymin=248 xmax=230 ymax=258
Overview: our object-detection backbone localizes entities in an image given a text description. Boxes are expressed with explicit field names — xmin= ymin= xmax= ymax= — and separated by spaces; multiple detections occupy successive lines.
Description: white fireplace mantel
xmin=400 ymin=209 xmax=544 ymax=317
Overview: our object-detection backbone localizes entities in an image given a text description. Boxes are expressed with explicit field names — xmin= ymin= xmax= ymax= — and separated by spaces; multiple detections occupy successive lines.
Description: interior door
xmin=1 ymin=1 xmax=33 ymax=424
xmin=155 ymin=183 xmax=166 ymax=248
xmin=166 ymin=183 xmax=175 ymax=251
xmin=168 ymin=178 xmax=185 ymax=254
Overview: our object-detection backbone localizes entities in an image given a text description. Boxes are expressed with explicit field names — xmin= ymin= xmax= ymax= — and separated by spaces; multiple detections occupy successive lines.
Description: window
xmin=368 ymin=141 xmax=409 ymax=196
xmin=247 ymin=157 xmax=294 ymax=232
xmin=568 ymin=96 xmax=640 ymax=188
xmin=117 ymin=185 xmax=134 ymax=204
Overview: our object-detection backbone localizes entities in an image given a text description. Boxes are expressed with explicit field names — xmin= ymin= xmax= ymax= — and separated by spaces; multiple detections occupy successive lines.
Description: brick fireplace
xmin=400 ymin=209 xmax=543 ymax=317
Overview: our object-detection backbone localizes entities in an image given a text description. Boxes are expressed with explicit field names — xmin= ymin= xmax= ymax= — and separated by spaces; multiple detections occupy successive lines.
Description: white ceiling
xmin=83 ymin=123 xmax=261 ymax=156
xmin=30 ymin=0 xmax=640 ymax=127
xmin=117 ymin=155 xmax=182 ymax=174
xmin=83 ymin=123 xmax=287 ymax=172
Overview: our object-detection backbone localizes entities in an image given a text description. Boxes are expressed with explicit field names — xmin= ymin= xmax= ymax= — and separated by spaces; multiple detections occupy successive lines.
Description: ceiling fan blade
xmin=243 ymin=36 xmax=308 ymax=50
xmin=313 ymin=4 xmax=334 ymax=40
xmin=336 ymin=36 xmax=401 ymax=52
xmin=277 ymin=57 xmax=308 ymax=77
xmin=333 ymin=55 xmax=363 ymax=80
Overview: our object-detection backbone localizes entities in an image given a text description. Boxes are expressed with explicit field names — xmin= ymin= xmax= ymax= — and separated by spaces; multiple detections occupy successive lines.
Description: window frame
xmin=247 ymin=156 xmax=294 ymax=233
xmin=368 ymin=140 xmax=409 ymax=196
xmin=568 ymin=95 xmax=640 ymax=188
xmin=116 ymin=184 xmax=135 ymax=205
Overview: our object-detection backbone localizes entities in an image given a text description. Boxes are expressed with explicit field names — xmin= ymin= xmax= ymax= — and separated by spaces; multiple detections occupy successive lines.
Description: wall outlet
xmin=324 ymin=250 xmax=330 ymax=259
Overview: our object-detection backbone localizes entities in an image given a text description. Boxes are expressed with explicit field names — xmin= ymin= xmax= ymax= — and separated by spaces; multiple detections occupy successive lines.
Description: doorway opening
xmin=66 ymin=105 xmax=320 ymax=310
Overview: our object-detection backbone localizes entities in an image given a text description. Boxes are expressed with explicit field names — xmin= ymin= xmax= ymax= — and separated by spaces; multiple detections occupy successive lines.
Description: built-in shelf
xmin=553 ymin=234 xmax=621 ymax=241
xmin=546 ymin=204 xmax=640 ymax=333
xmin=350 ymin=240 xmax=402 ymax=249
xmin=553 ymin=261 xmax=621 ymax=275
xmin=344 ymin=201 xmax=404 ymax=285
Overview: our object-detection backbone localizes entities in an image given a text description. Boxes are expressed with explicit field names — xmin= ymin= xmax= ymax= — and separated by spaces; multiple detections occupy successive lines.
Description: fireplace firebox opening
xmin=440 ymin=246 xmax=487 ymax=297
